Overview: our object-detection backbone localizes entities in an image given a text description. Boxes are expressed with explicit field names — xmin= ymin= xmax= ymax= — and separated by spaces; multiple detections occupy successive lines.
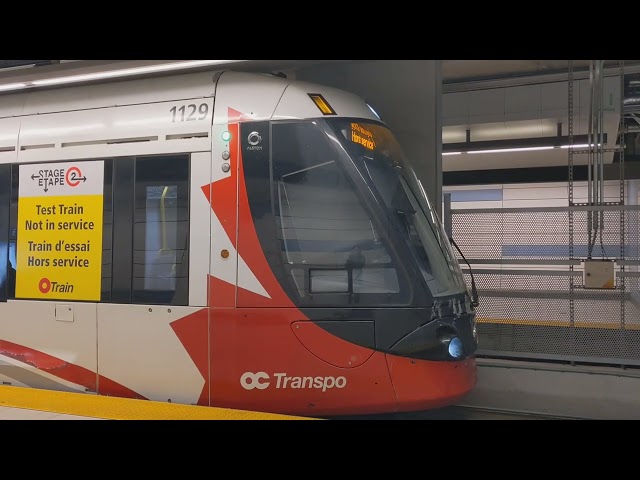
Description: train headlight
xmin=436 ymin=326 xmax=466 ymax=359
xmin=448 ymin=337 xmax=464 ymax=358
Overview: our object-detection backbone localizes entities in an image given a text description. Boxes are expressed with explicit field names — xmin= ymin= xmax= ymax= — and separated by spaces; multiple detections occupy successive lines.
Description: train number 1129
xmin=170 ymin=103 xmax=209 ymax=122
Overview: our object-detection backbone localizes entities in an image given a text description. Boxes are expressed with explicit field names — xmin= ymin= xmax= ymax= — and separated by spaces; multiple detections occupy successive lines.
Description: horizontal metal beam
xmin=444 ymin=162 xmax=640 ymax=186
xmin=443 ymin=62 xmax=640 ymax=93
xmin=473 ymin=288 xmax=628 ymax=300
xmin=461 ymin=268 xmax=580 ymax=276
xmin=458 ymin=259 xmax=640 ymax=266
xmin=478 ymin=289 xmax=634 ymax=302
xmin=477 ymin=350 xmax=640 ymax=368
xmin=459 ymin=258 xmax=581 ymax=265
xmin=618 ymin=260 xmax=640 ymax=266
xmin=452 ymin=204 xmax=640 ymax=214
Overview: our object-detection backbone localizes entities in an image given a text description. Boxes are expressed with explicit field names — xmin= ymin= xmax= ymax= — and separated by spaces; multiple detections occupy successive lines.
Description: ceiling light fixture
xmin=443 ymin=134 xmax=608 ymax=156
xmin=0 ymin=60 xmax=248 ymax=92
xmin=443 ymin=146 xmax=554 ymax=156
xmin=0 ymin=82 xmax=31 ymax=92
xmin=443 ymin=144 xmax=604 ymax=156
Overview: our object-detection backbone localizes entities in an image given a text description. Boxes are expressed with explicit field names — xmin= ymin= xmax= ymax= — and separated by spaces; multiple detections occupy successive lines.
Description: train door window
xmin=6 ymin=161 xmax=113 ymax=302
xmin=271 ymin=121 xmax=403 ymax=305
xmin=7 ymin=165 xmax=18 ymax=300
xmin=0 ymin=165 xmax=10 ymax=302
xmin=101 ymin=160 xmax=114 ymax=302
xmin=131 ymin=155 xmax=190 ymax=305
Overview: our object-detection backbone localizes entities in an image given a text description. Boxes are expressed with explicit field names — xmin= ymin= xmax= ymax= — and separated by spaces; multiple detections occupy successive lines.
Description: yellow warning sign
xmin=16 ymin=161 xmax=104 ymax=301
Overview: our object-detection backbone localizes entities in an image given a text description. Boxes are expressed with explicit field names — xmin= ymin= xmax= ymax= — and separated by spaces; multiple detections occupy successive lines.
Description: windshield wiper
xmin=394 ymin=209 xmax=413 ymax=236
xmin=449 ymin=237 xmax=479 ymax=308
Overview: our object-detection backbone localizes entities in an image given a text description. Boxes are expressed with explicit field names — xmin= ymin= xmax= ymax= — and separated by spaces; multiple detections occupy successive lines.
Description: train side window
xmin=6 ymin=161 xmax=112 ymax=302
xmin=2 ymin=157 xmax=188 ymax=306
xmin=271 ymin=121 xmax=402 ymax=305
xmin=131 ymin=155 xmax=190 ymax=306
xmin=0 ymin=165 xmax=10 ymax=302
xmin=7 ymin=165 xmax=18 ymax=300
xmin=101 ymin=160 xmax=114 ymax=302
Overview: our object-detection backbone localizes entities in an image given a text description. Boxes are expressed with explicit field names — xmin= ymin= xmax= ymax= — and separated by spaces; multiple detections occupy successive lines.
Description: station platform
xmin=0 ymin=385 xmax=315 ymax=420
xmin=0 ymin=384 xmax=563 ymax=420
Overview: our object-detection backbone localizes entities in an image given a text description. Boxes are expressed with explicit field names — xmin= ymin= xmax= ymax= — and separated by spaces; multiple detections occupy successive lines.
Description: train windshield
xmin=327 ymin=119 xmax=467 ymax=298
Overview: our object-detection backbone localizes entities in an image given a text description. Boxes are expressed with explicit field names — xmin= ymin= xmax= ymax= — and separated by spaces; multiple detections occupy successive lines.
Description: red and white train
xmin=0 ymin=69 xmax=477 ymax=416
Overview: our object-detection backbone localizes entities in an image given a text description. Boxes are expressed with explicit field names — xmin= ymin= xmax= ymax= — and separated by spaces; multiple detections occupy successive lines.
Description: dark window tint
xmin=7 ymin=166 xmax=18 ymax=299
xmin=101 ymin=160 xmax=113 ymax=302
xmin=3 ymin=156 xmax=189 ymax=306
xmin=131 ymin=156 xmax=189 ymax=305
xmin=0 ymin=165 xmax=10 ymax=301
xmin=110 ymin=157 xmax=134 ymax=304
xmin=7 ymin=161 xmax=113 ymax=302
xmin=272 ymin=121 xmax=401 ymax=305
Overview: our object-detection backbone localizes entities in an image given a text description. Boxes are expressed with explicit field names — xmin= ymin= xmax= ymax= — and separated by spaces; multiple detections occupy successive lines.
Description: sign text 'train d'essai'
xmin=16 ymin=161 xmax=104 ymax=301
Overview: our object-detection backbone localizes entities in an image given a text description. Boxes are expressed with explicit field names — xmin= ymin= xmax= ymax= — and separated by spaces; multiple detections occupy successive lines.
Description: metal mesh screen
xmin=452 ymin=206 xmax=640 ymax=366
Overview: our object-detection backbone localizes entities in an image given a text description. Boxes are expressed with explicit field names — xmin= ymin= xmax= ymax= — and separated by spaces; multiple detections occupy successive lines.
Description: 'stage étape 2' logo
xmin=240 ymin=372 xmax=347 ymax=392
xmin=30 ymin=165 xmax=88 ymax=193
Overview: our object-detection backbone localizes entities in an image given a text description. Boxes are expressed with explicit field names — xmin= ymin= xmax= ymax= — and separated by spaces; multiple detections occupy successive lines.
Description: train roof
xmin=0 ymin=70 xmax=378 ymax=122
xmin=0 ymin=70 xmax=379 ymax=164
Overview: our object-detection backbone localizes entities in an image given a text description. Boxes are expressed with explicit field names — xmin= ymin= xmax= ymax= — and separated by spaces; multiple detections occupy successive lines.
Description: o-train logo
xmin=38 ymin=277 xmax=74 ymax=294
xmin=240 ymin=372 xmax=347 ymax=392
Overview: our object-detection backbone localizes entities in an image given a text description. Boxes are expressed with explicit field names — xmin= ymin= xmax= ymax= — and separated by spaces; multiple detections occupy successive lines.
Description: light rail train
xmin=0 ymin=69 xmax=477 ymax=416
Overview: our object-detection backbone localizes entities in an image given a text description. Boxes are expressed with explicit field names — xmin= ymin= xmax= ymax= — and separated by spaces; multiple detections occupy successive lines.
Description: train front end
xmin=212 ymin=71 xmax=477 ymax=415
xmin=323 ymin=117 xmax=479 ymax=412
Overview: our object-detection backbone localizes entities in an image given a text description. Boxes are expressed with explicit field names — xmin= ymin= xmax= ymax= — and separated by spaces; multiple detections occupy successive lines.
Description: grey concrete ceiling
xmin=0 ymin=60 xmax=53 ymax=69
xmin=441 ymin=60 xmax=620 ymax=82
xmin=2 ymin=60 xmax=640 ymax=85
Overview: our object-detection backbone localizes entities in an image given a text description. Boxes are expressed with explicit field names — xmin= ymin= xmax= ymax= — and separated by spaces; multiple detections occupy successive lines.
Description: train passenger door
xmin=95 ymin=152 xmax=211 ymax=406
xmin=0 ymin=162 xmax=100 ymax=395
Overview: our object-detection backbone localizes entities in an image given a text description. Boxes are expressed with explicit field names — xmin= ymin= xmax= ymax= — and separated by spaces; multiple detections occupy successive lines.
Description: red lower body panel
xmin=386 ymin=355 xmax=477 ymax=412
xmin=207 ymin=309 xmax=477 ymax=417
xmin=209 ymin=309 xmax=397 ymax=416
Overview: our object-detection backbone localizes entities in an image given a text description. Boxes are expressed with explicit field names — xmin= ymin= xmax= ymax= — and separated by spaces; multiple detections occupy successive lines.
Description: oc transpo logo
xmin=240 ymin=372 xmax=347 ymax=392
xmin=240 ymin=372 xmax=270 ymax=390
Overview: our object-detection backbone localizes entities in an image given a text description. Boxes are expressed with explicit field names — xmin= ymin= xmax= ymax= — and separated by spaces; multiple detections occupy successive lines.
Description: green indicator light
xmin=222 ymin=131 xmax=231 ymax=142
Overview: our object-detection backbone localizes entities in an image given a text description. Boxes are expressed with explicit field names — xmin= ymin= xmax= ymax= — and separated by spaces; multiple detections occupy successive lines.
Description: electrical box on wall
xmin=583 ymin=260 xmax=615 ymax=289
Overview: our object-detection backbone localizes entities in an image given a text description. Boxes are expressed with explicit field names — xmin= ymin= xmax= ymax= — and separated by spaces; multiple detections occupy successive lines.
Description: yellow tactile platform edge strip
xmin=0 ymin=386 xmax=318 ymax=420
